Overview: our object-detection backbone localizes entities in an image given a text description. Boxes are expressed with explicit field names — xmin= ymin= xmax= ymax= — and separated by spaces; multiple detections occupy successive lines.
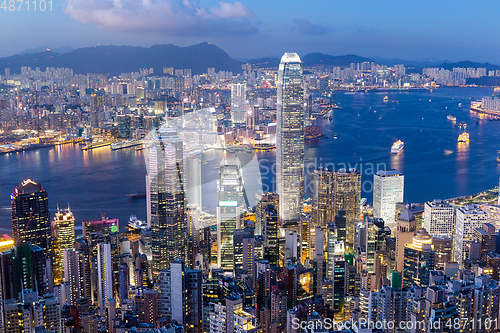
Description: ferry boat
xmin=458 ymin=132 xmax=469 ymax=143
xmin=334 ymin=131 xmax=338 ymax=139
xmin=447 ymin=115 xmax=456 ymax=121
xmin=111 ymin=140 xmax=142 ymax=150
xmin=128 ymin=215 xmax=148 ymax=230
xmin=391 ymin=140 xmax=404 ymax=154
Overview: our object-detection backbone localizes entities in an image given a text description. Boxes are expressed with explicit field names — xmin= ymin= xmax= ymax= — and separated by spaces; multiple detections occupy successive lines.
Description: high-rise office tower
xmin=312 ymin=167 xmax=333 ymax=228
xmin=74 ymin=236 xmax=92 ymax=301
xmin=332 ymin=256 xmax=347 ymax=321
xmin=263 ymin=206 xmax=279 ymax=266
xmin=63 ymin=249 xmax=88 ymax=306
xmin=11 ymin=179 xmax=52 ymax=258
xmin=217 ymin=156 xmax=244 ymax=271
xmin=158 ymin=259 xmax=202 ymax=332
xmin=0 ymin=244 xmax=51 ymax=301
xmin=255 ymin=193 xmax=279 ymax=236
xmin=233 ymin=228 xmax=254 ymax=279
xmin=424 ymin=200 xmax=455 ymax=238
xmin=52 ymin=207 xmax=76 ymax=285
xmin=147 ymin=126 xmax=186 ymax=276
xmin=373 ymin=169 xmax=404 ymax=232
xmin=395 ymin=209 xmax=417 ymax=272
xmin=365 ymin=217 xmax=391 ymax=274
xmin=454 ymin=205 xmax=487 ymax=267
xmin=432 ymin=236 xmax=453 ymax=270
xmin=403 ymin=228 xmax=435 ymax=288
xmin=334 ymin=168 xmax=361 ymax=253
xmin=231 ymin=83 xmax=247 ymax=126
xmin=97 ymin=243 xmax=113 ymax=316
xmin=276 ymin=52 xmax=304 ymax=224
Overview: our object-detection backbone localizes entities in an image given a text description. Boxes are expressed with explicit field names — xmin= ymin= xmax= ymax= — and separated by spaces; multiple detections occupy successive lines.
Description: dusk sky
xmin=2 ymin=0 xmax=499 ymax=63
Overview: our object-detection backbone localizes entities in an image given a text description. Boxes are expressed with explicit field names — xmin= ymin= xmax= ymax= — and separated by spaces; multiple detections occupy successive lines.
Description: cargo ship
xmin=391 ymin=140 xmax=404 ymax=154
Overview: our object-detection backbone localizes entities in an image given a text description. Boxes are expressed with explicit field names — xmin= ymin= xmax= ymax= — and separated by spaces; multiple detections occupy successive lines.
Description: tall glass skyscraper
xmin=11 ymin=178 xmax=52 ymax=259
xmin=216 ymin=156 xmax=244 ymax=271
xmin=147 ymin=126 xmax=186 ymax=277
xmin=276 ymin=52 xmax=304 ymax=224
xmin=51 ymin=206 xmax=76 ymax=285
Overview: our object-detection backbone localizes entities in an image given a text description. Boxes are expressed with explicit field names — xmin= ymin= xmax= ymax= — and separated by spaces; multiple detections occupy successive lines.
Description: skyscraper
xmin=312 ymin=167 xmax=333 ymax=228
xmin=454 ymin=205 xmax=487 ymax=266
xmin=334 ymin=168 xmax=361 ymax=253
xmin=424 ymin=199 xmax=455 ymax=238
xmin=97 ymin=243 xmax=113 ymax=316
xmin=403 ymin=228 xmax=435 ymax=288
xmin=52 ymin=207 xmax=76 ymax=285
xmin=147 ymin=126 xmax=186 ymax=276
xmin=255 ymin=193 xmax=279 ymax=236
xmin=231 ymin=83 xmax=247 ymax=126
xmin=276 ymin=52 xmax=304 ymax=224
xmin=11 ymin=179 xmax=52 ymax=258
xmin=217 ymin=156 xmax=245 ymax=271
xmin=263 ymin=206 xmax=279 ymax=266
xmin=373 ymin=169 xmax=404 ymax=232
xmin=63 ymin=249 xmax=88 ymax=306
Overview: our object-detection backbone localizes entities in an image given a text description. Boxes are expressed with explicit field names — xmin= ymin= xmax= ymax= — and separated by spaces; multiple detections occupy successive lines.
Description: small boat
xmin=444 ymin=149 xmax=454 ymax=154
xmin=458 ymin=103 xmax=462 ymax=109
xmin=334 ymin=131 xmax=338 ymax=139
xmin=383 ymin=96 xmax=389 ymax=102
xmin=329 ymin=115 xmax=332 ymax=121
xmin=458 ymin=122 xmax=467 ymax=128
xmin=447 ymin=115 xmax=456 ymax=121
xmin=497 ymin=155 xmax=500 ymax=163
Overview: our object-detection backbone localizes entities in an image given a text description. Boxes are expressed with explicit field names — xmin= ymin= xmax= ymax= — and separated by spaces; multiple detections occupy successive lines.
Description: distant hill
xmin=248 ymin=53 xmax=375 ymax=69
xmin=301 ymin=53 xmax=373 ymax=67
xmin=0 ymin=43 xmax=243 ymax=75
xmin=432 ymin=61 xmax=500 ymax=71
xmin=369 ymin=57 xmax=450 ymax=68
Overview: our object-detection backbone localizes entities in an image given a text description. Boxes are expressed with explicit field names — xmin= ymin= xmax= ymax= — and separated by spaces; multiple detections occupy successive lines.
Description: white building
xmin=454 ymin=205 xmax=487 ymax=266
xmin=424 ymin=200 xmax=455 ymax=237
xmin=231 ymin=83 xmax=247 ymax=125
xmin=373 ymin=169 xmax=404 ymax=232
xmin=209 ymin=296 xmax=256 ymax=333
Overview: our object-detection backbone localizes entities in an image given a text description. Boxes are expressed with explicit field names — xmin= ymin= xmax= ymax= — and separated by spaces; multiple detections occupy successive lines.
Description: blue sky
xmin=1 ymin=0 xmax=499 ymax=63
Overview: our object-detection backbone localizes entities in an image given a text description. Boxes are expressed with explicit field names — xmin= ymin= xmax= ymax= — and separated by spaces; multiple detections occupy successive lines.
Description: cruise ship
xmin=128 ymin=215 xmax=148 ymax=230
xmin=458 ymin=132 xmax=469 ymax=143
xmin=447 ymin=114 xmax=456 ymax=121
xmin=391 ymin=140 xmax=404 ymax=154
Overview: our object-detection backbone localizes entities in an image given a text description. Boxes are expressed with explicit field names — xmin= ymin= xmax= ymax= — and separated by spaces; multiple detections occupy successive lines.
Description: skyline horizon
xmin=2 ymin=41 xmax=499 ymax=70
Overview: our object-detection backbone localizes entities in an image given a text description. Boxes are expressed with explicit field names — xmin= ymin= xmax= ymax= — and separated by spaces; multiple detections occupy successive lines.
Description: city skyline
xmin=2 ymin=0 xmax=500 ymax=63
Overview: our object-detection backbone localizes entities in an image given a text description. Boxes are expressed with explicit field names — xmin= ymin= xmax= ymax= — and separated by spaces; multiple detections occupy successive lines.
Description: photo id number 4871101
xmin=1 ymin=0 xmax=52 ymax=11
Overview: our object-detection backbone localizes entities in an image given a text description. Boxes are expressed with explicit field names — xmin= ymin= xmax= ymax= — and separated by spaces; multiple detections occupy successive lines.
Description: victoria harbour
xmin=1 ymin=87 xmax=498 ymax=231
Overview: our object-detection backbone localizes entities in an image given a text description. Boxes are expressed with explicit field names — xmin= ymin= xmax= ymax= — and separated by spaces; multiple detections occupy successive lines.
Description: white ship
xmin=391 ymin=140 xmax=404 ymax=154
xmin=128 ymin=215 xmax=148 ymax=230
xmin=447 ymin=114 xmax=456 ymax=121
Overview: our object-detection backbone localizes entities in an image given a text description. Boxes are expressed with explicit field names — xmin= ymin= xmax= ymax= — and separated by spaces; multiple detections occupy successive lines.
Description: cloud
xmin=211 ymin=1 xmax=254 ymax=18
xmin=293 ymin=19 xmax=328 ymax=35
xmin=64 ymin=0 xmax=257 ymax=37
